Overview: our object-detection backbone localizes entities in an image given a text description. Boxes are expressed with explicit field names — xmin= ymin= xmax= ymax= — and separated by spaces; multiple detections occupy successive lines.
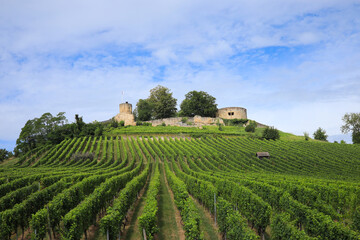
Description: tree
xmin=341 ymin=113 xmax=360 ymax=144
xmin=148 ymin=85 xmax=177 ymax=119
xmin=262 ymin=127 xmax=280 ymax=140
xmin=0 ymin=149 xmax=12 ymax=162
xmin=180 ymin=91 xmax=217 ymax=117
xmin=313 ymin=127 xmax=328 ymax=141
xmin=136 ymin=99 xmax=153 ymax=121
xmin=15 ymin=112 xmax=67 ymax=154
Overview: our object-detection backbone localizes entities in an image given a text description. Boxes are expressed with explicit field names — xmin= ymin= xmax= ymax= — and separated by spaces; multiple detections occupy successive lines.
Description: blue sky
xmin=1 ymin=0 xmax=360 ymax=150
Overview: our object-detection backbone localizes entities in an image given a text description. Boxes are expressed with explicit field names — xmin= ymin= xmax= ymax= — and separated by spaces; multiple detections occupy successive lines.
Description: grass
xmin=124 ymin=183 xmax=149 ymax=240
xmin=157 ymin=164 xmax=181 ymax=240
xmin=191 ymin=196 xmax=220 ymax=240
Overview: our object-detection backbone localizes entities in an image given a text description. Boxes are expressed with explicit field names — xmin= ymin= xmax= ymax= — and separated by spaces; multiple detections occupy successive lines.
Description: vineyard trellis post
xmin=143 ymin=228 xmax=147 ymax=240
xmin=214 ymin=192 xmax=217 ymax=225
xmin=107 ymin=229 xmax=109 ymax=240
xmin=46 ymin=205 xmax=53 ymax=240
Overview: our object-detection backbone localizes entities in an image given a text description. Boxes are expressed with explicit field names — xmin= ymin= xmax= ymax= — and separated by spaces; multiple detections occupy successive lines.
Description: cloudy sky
xmin=1 ymin=0 xmax=360 ymax=150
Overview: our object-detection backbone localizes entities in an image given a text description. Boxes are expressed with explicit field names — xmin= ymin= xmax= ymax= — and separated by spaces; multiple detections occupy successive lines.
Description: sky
xmin=1 ymin=0 xmax=360 ymax=150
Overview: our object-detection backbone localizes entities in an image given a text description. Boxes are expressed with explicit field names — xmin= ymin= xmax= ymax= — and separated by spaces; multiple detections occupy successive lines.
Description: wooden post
xmin=214 ymin=192 xmax=217 ymax=225
xmin=143 ymin=228 xmax=147 ymax=240
xmin=46 ymin=206 xmax=53 ymax=240
xmin=107 ymin=229 xmax=109 ymax=240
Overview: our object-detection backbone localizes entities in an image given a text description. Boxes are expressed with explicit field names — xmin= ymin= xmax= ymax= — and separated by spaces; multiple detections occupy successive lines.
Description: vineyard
xmin=1 ymin=135 xmax=360 ymax=240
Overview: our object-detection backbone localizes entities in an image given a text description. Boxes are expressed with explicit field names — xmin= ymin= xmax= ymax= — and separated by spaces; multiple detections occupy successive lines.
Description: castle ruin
xmin=114 ymin=102 xmax=248 ymax=127
xmin=217 ymin=107 xmax=247 ymax=119
xmin=114 ymin=102 xmax=136 ymax=126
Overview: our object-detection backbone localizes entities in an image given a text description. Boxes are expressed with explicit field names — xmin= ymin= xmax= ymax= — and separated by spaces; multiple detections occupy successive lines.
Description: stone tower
xmin=119 ymin=102 xmax=132 ymax=114
xmin=217 ymin=107 xmax=247 ymax=119
xmin=114 ymin=101 xmax=136 ymax=126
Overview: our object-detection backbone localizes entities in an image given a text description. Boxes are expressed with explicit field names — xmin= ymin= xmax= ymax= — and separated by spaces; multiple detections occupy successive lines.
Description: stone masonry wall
xmin=145 ymin=115 xmax=224 ymax=127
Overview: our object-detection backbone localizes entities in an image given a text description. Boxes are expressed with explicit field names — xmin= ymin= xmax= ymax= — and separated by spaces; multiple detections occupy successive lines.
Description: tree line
xmin=135 ymin=85 xmax=218 ymax=121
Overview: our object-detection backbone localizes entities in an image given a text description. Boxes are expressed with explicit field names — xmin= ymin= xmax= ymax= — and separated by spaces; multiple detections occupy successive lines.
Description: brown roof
xmin=256 ymin=152 xmax=270 ymax=157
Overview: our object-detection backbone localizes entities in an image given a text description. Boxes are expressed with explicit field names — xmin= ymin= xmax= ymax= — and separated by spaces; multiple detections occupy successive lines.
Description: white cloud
xmin=0 ymin=0 xmax=360 ymax=150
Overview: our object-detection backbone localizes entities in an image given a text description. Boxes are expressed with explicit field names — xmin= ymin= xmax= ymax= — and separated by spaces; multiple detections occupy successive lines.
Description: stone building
xmin=114 ymin=102 xmax=136 ymax=126
xmin=217 ymin=107 xmax=247 ymax=119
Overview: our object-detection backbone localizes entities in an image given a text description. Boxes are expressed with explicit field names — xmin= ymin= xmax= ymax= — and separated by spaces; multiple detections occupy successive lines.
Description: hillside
xmin=105 ymin=125 xmax=306 ymax=141
xmin=0 ymin=135 xmax=359 ymax=239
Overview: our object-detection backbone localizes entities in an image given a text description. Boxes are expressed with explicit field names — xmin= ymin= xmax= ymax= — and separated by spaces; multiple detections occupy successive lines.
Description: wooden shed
xmin=256 ymin=152 xmax=270 ymax=159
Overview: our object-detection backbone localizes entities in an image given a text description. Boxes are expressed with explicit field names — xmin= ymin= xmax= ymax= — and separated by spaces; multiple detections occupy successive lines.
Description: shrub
xmin=304 ymin=132 xmax=309 ymax=141
xmin=119 ymin=120 xmax=125 ymax=127
xmin=137 ymin=121 xmax=152 ymax=126
xmin=161 ymin=122 xmax=166 ymax=127
xmin=245 ymin=124 xmax=255 ymax=132
xmin=262 ymin=127 xmax=280 ymax=140
xmin=70 ymin=152 xmax=95 ymax=162
xmin=181 ymin=117 xmax=188 ymax=123
xmin=110 ymin=118 xmax=119 ymax=128
xmin=245 ymin=121 xmax=257 ymax=133
xmin=223 ymin=118 xmax=248 ymax=126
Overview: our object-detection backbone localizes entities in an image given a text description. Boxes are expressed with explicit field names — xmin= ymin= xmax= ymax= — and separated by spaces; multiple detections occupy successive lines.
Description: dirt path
xmin=156 ymin=163 xmax=185 ymax=240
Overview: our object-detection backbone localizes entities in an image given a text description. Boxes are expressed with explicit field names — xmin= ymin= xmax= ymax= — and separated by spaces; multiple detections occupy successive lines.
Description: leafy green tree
xmin=0 ymin=149 xmax=12 ymax=162
xmin=148 ymin=85 xmax=177 ymax=119
xmin=341 ymin=113 xmax=360 ymax=144
xmin=180 ymin=91 xmax=217 ymax=117
xmin=136 ymin=99 xmax=153 ymax=121
xmin=313 ymin=127 xmax=328 ymax=141
xmin=15 ymin=112 xmax=67 ymax=154
xmin=262 ymin=127 xmax=280 ymax=140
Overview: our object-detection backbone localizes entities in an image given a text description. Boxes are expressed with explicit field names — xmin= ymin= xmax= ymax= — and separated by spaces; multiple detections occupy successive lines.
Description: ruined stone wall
xmin=114 ymin=113 xmax=136 ymax=126
xmin=217 ymin=107 xmax=247 ymax=119
xmin=145 ymin=116 xmax=224 ymax=127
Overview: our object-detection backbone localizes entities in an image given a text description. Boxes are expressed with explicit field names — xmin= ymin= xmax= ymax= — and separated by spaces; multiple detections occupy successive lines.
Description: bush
xmin=262 ymin=127 xmax=280 ymax=140
xmin=304 ymin=132 xmax=309 ymax=141
xmin=223 ymin=118 xmax=248 ymax=126
xmin=119 ymin=120 xmax=125 ymax=127
xmin=70 ymin=152 xmax=95 ymax=162
xmin=245 ymin=124 xmax=255 ymax=132
xmin=181 ymin=117 xmax=188 ymax=123
xmin=136 ymin=121 xmax=152 ymax=126
xmin=161 ymin=122 xmax=166 ymax=127
xmin=245 ymin=121 xmax=257 ymax=132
